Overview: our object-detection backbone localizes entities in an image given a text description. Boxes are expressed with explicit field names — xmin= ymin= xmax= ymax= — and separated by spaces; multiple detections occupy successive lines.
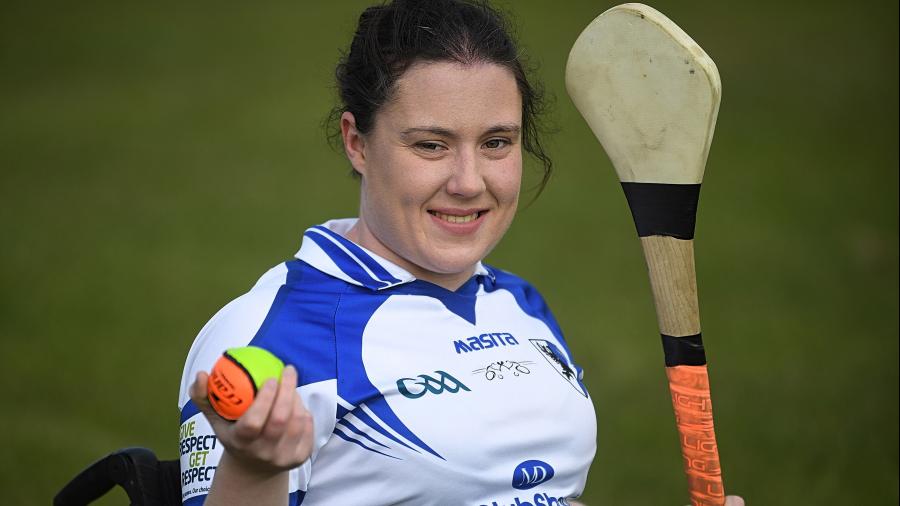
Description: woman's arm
xmin=572 ymin=495 xmax=745 ymax=506
xmin=189 ymin=364 xmax=314 ymax=506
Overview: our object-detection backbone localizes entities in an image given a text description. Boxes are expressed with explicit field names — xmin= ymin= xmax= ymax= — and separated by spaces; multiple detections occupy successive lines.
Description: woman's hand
xmin=574 ymin=495 xmax=743 ymax=506
xmin=681 ymin=497 xmax=745 ymax=506
xmin=189 ymin=364 xmax=315 ymax=475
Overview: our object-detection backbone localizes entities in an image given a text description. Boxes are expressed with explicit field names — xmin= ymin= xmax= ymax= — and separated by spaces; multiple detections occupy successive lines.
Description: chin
xmin=421 ymin=249 xmax=489 ymax=276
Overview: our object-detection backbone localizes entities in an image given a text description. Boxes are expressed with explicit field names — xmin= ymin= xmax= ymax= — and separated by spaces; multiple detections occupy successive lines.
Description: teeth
xmin=432 ymin=211 xmax=480 ymax=224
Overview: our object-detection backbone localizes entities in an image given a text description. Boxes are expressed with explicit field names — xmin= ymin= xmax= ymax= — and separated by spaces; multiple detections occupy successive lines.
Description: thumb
xmin=189 ymin=371 xmax=230 ymax=430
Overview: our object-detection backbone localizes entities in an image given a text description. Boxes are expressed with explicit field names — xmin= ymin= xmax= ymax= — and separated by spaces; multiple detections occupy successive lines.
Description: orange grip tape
xmin=667 ymin=364 xmax=725 ymax=506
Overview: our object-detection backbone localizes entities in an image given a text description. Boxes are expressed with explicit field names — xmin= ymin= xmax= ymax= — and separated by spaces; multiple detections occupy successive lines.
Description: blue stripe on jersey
xmin=285 ymin=258 xmax=306 ymax=285
xmin=365 ymin=397 xmax=444 ymax=459
xmin=333 ymin=427 xmax=401 ymax=460
xmin=390 ymin=279 xmax=481 ymax=325
xmin=304 ymin=229 xmax=391 ymax=290
xmin=334 ymin=291 xmax=444 ymax=460
xmin=337 ymin=418 xmax=391 ymax=449
xmin=311 ymin=225 xmax=403 ymax=285
xmin=250 ymin=282 xmax=292 ymax=345
xmin=348 ymin=406 xmax=420 ymax=454
xmin=248 ymin=260 xmax=338 ymax=388
xmin=180 ymin=400 xmax=200 ymax=424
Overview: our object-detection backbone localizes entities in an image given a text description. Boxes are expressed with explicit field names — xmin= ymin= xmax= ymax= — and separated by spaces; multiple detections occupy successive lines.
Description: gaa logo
xmin=512 ymin=460 xmax=555 ymax=490
xmin=396 ymin=370 xmax=471 ymax=399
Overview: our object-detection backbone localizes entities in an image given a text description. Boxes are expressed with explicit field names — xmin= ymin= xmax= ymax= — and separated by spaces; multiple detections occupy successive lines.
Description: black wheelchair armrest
xmin=54 ymin=447 xmax=182 ymax=506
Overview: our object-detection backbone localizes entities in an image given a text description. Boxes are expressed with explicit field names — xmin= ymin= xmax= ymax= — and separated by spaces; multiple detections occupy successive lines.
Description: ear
xmin=340 ymin=111 xmax=368 ymax=175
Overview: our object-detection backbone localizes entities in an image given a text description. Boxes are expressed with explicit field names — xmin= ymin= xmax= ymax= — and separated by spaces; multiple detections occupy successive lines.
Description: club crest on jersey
xmin=396 ymin=370 xmax=471 ymax=399
xmin=512 ymin=460 xmax=555 ymax=490
xmin=529 ymin=339 xmax=588 ymax=397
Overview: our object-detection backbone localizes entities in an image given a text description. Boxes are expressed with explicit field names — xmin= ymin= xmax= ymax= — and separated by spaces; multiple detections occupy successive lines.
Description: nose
xmin=445 ymin=149 xmax=486 ymax=198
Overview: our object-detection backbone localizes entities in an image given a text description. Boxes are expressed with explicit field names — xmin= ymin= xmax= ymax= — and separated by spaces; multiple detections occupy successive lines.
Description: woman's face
xmin=342 ymin=61 xmax=522 ymax=290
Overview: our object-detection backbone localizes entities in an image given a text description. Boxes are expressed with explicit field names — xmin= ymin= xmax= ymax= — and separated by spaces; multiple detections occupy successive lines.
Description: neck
xmin=344 ymin=220 xmax=475 ymax=292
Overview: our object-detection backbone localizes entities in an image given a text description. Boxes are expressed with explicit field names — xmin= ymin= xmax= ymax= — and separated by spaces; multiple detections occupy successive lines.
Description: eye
xmin=483 ymin=138 xmax=510 ymax=149
xmin=416 ymin=141 xmax=446 ymax=152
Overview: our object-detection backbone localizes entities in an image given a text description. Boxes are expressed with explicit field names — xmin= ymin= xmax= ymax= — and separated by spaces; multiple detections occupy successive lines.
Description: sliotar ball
xmin=207 ymin=346 xmax=285 ymax=420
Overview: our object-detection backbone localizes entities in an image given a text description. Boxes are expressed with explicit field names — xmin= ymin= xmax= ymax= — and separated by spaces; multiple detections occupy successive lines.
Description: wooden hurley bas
xmin=566 ymin=4 xmax=726 ymax=505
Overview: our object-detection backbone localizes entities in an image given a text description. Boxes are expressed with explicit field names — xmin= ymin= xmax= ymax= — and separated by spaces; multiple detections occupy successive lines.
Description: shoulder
xmin=484 ymin=265 xmax=553 ymax=310
xmin=178 ymin=260 xmax=348 ymax=408
xmin=487 ymin=265 xmax=535 ymax=289
xmin=483 ymin=264 xmax=566 ymax=338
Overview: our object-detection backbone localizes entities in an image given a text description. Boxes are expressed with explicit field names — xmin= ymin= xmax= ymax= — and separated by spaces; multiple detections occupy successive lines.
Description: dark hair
xmin=326 ymin=0 xmax=552 ymax=196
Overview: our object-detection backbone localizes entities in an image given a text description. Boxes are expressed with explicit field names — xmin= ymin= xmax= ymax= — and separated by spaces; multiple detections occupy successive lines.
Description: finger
xmin=271 ymin=390 xmax=306 ymax=466
xmin=263 ymin=365 xmax=298 ymax=439
xmin=283 ymin=386 xmax=313 ymax=443
xmin=189 ymin=371 xmax=234 ymax=434
xmin=288 ymin=392 xmax=315 ymax=464
xmin=233 ymin=378 xmax=278 ymax=440
xmin=189 ymin=371 xmax=210 ymax=405
xmin=190 ymin=371 xmax=219 ymax=418
xmin=684 ymin=496 xmax=743 ymax=506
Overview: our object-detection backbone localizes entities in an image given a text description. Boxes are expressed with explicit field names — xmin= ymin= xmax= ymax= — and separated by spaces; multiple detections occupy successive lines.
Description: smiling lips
xmin=430 ymin=210 xmax=482 ymax=223
xmin=428 ymin=209 xmax=488 ymax=231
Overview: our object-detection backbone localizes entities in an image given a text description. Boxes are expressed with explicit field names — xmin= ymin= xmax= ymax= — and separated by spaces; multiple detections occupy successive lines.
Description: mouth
xmin=427 ymin=210 xmax=488 ymax=224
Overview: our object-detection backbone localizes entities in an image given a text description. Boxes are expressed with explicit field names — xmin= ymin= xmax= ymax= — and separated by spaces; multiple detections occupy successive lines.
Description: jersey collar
xmin=295 ymin=218 xmax=495 ymax=291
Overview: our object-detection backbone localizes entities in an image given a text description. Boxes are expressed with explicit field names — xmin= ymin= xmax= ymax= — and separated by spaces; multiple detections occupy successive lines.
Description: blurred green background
xmin=1 ymin=0 xmax=896 ymax=504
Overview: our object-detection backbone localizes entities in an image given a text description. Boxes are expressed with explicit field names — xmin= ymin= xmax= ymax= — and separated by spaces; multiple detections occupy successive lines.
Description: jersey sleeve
xmin=177 ymin=263 xmax=340 ymax=505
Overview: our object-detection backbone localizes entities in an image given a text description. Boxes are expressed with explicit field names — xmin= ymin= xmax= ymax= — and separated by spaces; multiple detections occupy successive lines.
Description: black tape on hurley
xmin=661 ymin=333 xmax=707 ymax=367
xmin=621 ymin=182 xmax=702 ymax=239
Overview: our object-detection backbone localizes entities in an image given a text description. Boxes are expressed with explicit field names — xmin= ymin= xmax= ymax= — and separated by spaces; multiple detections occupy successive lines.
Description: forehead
xmin=379 ymin=61 xmax=522 ymax=130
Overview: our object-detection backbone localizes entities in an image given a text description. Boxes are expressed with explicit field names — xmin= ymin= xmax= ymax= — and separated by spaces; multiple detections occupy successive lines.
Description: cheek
xmin=396 ymin=178 xmax=440 ymax=209
xmin=387 ymin=159 xmax=446 ymax=205
xmin=368 ymin=159 xmax=440 ymax=212
xmin=494 ymin=158 xmax=523 ymax=203
xmin=365 ymin=151 xmax=412 ymax=200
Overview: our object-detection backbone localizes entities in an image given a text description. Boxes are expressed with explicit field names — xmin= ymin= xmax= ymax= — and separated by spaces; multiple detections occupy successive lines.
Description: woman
xmin=179 ymin=1 xmax=742 ymax=505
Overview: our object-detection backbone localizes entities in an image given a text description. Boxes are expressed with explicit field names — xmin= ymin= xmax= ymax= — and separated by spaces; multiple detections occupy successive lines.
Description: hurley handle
xmin=641 ymin=235 xmax=724 ymax=506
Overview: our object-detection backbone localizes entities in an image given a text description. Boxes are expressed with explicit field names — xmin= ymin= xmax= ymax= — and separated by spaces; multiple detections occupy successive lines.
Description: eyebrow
xmin=399 ymin=123 xmax=521 ymax=139
xmin=485 ymin=123 xmax=521 ymax=136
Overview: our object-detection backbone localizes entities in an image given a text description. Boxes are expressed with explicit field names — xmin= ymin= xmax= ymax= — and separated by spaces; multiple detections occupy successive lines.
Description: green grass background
xmin=1 ymin=0 xmax=896 ymax=504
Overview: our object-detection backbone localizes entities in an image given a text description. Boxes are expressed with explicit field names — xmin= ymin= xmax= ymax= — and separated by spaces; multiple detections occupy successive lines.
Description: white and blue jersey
xmin=178 ymin=218 xmax=596 ymax=505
